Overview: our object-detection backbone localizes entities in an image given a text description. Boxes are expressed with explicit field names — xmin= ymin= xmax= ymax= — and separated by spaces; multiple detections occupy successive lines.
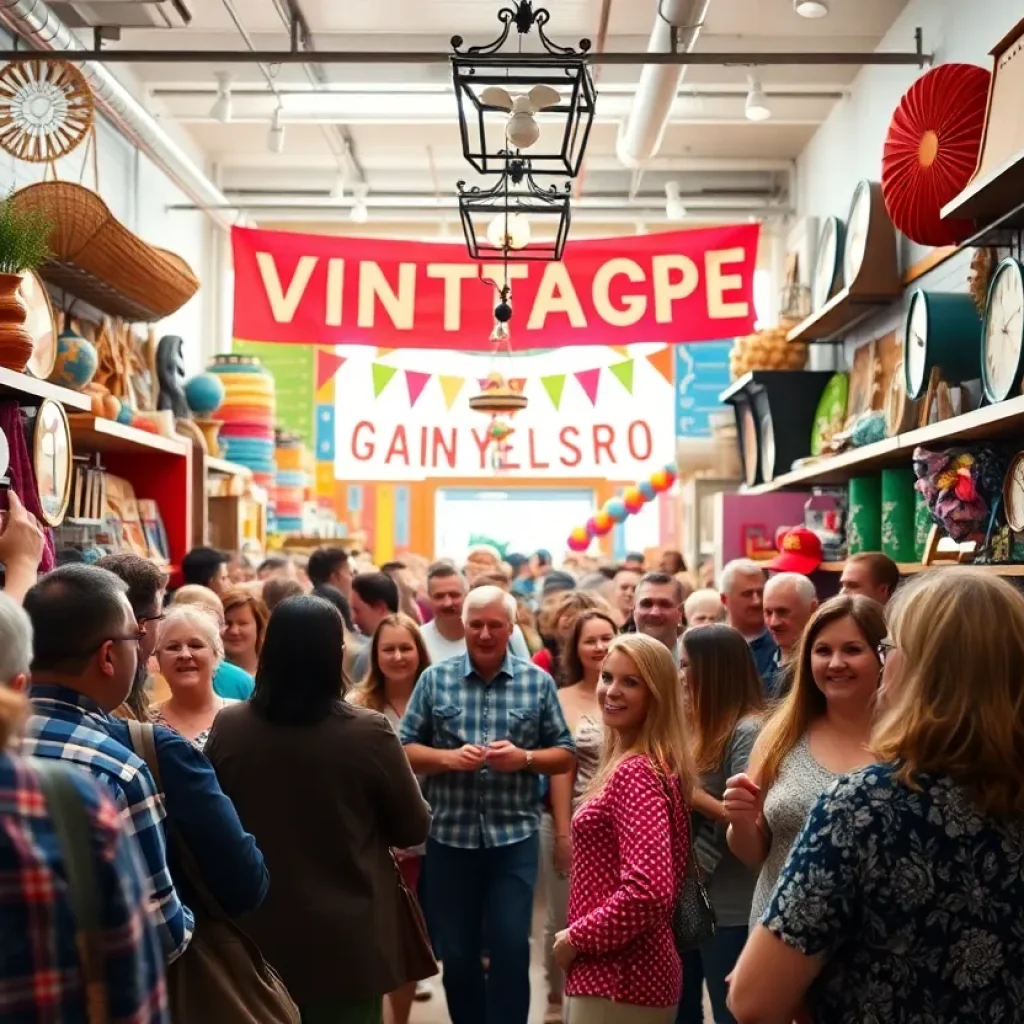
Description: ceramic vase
xmin=0 ymin=272 xmax=34 ymax=372
xmin=195 ymin=418 xmax=224 ymax=458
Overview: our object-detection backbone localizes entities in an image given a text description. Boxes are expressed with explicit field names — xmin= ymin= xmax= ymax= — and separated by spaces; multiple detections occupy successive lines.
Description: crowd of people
xmin=1 ymin=493 xmax=1022 ymax=1024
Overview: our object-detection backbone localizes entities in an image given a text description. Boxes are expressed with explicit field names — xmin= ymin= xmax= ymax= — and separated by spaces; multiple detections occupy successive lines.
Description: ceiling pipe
xmin=0 ymin=0 xmax=234 ymax=230
xmin=617 ymin=0 xmax=712 ymax=170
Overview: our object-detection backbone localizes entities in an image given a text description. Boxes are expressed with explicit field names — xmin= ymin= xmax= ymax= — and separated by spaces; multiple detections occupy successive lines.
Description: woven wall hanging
xmin=882 ymin=63 xmax=991 ymax=247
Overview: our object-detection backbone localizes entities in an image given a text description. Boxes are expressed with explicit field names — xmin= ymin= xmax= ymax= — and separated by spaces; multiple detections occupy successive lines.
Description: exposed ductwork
xmin=0 ymin=0 xmax=233 ymax=229
xmin=616 ymin=0 xmax=713 ymax=170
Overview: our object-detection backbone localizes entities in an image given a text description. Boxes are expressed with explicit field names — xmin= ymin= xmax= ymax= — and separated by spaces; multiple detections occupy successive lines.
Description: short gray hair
xmin=684 ymin=588 xmax=725 ymax=621
xmin=156 ymin=605 xmax=225 ymax=666
xmin=462 ymin=584 xmax=517 ymax=624
xmin=0 ymin=592 xmax=32 ymax=684
xmin=765 ymin=572 xmax=817 ymax=608
xmin=720 ymin=559 xmax=766 ymax=595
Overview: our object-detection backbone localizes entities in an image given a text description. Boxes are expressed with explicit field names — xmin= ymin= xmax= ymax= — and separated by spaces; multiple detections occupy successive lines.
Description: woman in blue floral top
xmin=728 ymin=568 xmax=1024 ymax=1024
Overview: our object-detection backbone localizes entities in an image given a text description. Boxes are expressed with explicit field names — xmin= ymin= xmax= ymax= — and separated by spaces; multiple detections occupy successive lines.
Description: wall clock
xmin=1004 ymin=452 xmax=1024 ymax=533
xmin=812 ymin=216 xmax=843 ymax=310
xmin=843 ymin=180 xmax=873 ymax=285
xmin=28 ymin=398 xmax=72 ymax=527
xmin=19 ymin=271 xmax=58 ymax=379
xmin=903 ymin=289 xmax=982 ymax=401
xmin=980 ymin=256 xmax=1024 ymax=403
xmin=740 ymin=402 xmax=760 ymax=487
xmin=758 ymin=408 xmax=777 ymax=483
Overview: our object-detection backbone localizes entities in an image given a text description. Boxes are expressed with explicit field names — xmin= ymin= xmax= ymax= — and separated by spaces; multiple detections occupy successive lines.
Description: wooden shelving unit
xmin=786 ymin=287 xmax=900 ymax=345
xmin=205 ymin=456 xmax=252 ymax=478
xmin=746 ymin=394 xmax=1024 ymax=494
xmin=0 ymin=367 xmax=91 ymax=411
xmin=68 ymin=416 xmax=190 ymax=457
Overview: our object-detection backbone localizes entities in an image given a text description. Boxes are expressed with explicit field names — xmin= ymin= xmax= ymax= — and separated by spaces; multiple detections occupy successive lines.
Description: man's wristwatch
xmin=524 ymin=749 xmax=534 ymax=771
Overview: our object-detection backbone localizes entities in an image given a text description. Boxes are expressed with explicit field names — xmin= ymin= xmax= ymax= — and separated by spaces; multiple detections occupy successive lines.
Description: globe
xmin=48 ymin=330 xmax=98 ymax=391
xmin=185 ymin=372 xmax=226 ymax=416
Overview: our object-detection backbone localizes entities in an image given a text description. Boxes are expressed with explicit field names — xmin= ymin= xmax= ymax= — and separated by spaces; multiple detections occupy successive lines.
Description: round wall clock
xmin=740 ymin=403 xmax=759 ymax=486
xmin=812 ymin=216 xmax=843 ymax=310
xmin=980 ymin=256 xmax=1024 ymax=403
xmin=30 ymin=398 xmax=72 ymax=527
xmin=19 ymin=271 xmax=58 ymax=379
xmin=1004 ymin=452 xmax=1024 ymax=533
xmin=759 ymin=408 xmax=777 ymax=483
xmin=903 ymin=289 xmax=982 ymax=401
xmin=843 ymin=180 xmax=873 ymax=286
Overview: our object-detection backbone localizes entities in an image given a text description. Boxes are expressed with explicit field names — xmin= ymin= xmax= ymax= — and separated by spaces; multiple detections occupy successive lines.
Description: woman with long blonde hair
xmin=552 ymin=633 xmax=695 ymax=1024
xmin=676 ymin=624 xmax=764 ymax=1024
xmin=729 ymin=568 xmax=1024 ymax=1023
xmin=723 ymin=594 xmax=885 ymax=929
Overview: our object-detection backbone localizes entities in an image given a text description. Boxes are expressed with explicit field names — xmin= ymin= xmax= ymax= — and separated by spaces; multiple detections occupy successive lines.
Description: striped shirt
xmin=20 ymin=685 xmax=193 ymax=963
xmin=0 ymin=750 xmax=170 ymax=1023
xmin=400 ymin=652 xmax=574 ymax=849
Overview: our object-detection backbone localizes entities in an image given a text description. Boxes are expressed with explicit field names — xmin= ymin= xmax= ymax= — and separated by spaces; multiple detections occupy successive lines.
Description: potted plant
xmin=0 ymin=187 xmax=52 ymax=372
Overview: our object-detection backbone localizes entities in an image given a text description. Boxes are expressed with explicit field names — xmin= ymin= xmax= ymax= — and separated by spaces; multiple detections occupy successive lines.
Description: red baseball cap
xmin=768 ymin=527 xmax=823 ymax=575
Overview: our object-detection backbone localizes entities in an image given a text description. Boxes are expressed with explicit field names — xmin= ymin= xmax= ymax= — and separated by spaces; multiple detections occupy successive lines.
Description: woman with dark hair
xmin=206 ymin=595 xmax=432 ymax=1024
xmin=723 ymin=595 xmax=885 ymax=930
xmin=533 ymin=590 xmax=608 ymax=679
xmin=676 ymin=624 xmax=765 ymax=1024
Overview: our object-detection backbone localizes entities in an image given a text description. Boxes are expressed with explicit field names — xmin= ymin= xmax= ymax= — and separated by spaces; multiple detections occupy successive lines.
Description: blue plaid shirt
xmin=0 ymin=750 xmax=170 ymax=1023
xmin=20 ymin=685 xmax=193 ymax=963
xmin=400 ymin=652 xmax=574 ymax=849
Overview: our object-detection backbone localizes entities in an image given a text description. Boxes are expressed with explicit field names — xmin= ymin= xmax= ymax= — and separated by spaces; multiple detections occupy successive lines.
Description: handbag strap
xmin=653 ymin=765 xmax=707 ymax=886
xmin=34 ymin=759 xmax=111 ymax=1024
xmin=126 ymin=719 xmax=228 ymax=925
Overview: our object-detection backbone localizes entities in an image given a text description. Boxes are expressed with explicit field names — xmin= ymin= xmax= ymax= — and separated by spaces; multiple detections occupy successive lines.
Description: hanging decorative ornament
xmin=638 ymin=480 xmax=657 ymax=501
xmin=567 ymin=526 xmax=591 ymax=552
xmin=881 ymin=63 xmax=990 ymax=246
xmin=584 ymin=516 xmax=600 ymax=536
xmin=622 ymin=485 xmax=646 ymax=514
xmin=592 ymin=509 xmax=614 ymax=535
xmin=605 ymin=497 xmax=627 ymax=523
xmin=0 ymin=59 xmax=95 ymax=163
xmin=650 ymin=467 xmax=672 ymax=493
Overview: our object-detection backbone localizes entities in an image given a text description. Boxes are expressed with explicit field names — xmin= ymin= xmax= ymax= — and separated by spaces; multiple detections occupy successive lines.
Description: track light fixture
xmin=745 ymin=77 xmax=772 ymax=122
xmin=210 ymin=72 xmax=232 ymax=123
xmin=351 ymin=182 xmax=369 ymax=223
xmin=267 ymin=106 xmax=285 ymax=153
xmin=664 ymin=182 xmax=687 ymax=221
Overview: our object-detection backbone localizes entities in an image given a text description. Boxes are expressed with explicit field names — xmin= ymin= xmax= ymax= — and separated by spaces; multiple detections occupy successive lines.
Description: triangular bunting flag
xmin=608 ymin=359 xmax=634 ymax=394
xmin=376 ymin=347 xmax=396 ymax=358
xmin=438 ymin=375 xmax=465 ymax=410
xmin=541 ymin=373 xmax=566 ymax=411
xmin=646 ymin=346 xmax=673 ymax=384
xmin=371 ymin=362 xmax=398 ymax=398
xmin=574 ymin=367 xmax=601 ymax=406
xmin=608 ymin=345 xmax=631 ymax=358
xmin=405 ymin=370 xmax=431 ymax=407
xmin=316 ymin=350 xmax=346 ymax=391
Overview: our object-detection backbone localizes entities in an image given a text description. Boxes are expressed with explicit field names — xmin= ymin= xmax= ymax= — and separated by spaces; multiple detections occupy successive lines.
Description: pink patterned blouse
xmin=565 ymin=753 xmax=689 ymax=1008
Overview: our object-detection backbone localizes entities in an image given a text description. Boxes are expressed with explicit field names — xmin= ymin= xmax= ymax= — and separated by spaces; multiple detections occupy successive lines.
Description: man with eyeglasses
xmin=19 ymin=564 xmax=193 ymax=965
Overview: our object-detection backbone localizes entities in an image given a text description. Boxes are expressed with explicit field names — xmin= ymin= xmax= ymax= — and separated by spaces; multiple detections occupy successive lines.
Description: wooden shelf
xmin=819 ymin=561 xmax=1024 ymax=577
xmin=68 ymin=415 xmax=189 ymax=457
xmin=941 ymin=151 xmax=1024 ymax=228
xmin=0 ymin=367 xmax=91 ymax=411
xmin=746 ymin=393 xmax=1024 ymax=494
xmin=786 ymin=287 xmax=900 ymax=344
xmin=205 ymin=456 xmax=252 ymax=478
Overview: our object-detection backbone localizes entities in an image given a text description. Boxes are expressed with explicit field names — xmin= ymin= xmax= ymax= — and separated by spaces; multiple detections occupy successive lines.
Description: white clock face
xmin=1007 ymin=456 xmax=1024 ymax=531
xmin=813 ymin=218 xmax=838 ymax=311
xmin=844 ymin=182 xmax=870 ymax=285
xmin=906 ymin=293 xmax=929 ymax=398
xmin=760 ymin=410 xmax=776 ymax=481
xmin=983 ymin=262 xmax=1024 ymax=401
xmin=741 ymin=405 xmax=758 ymax=486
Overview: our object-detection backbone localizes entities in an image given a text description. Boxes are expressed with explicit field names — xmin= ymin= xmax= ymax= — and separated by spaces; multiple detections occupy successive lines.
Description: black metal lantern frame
xmin=458 ymin=155 xmax=571 ymax=262
xmin=451 ymin=1 xmax=597 ymax=177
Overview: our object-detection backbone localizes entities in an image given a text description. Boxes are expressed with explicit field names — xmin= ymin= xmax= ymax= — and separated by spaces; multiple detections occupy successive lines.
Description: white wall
xmin=794 ymin=0 xmax=1023 ymax=359
xmin=0 ymin=48 xmax=215 ymax=375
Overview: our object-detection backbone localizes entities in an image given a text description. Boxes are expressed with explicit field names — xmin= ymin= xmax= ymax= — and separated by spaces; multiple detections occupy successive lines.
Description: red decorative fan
xmin=882 ymin=63 xmax=991 ymax=247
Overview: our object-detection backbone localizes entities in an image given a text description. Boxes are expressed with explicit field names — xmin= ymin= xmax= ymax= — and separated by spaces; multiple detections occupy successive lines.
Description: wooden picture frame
xmin=30 ymin=398 xmax=72 ymax=527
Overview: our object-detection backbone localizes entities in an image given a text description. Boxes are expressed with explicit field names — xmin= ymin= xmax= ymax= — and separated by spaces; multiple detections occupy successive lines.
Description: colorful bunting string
xmin=608 ymin=359 xmax=634 ymax=394
xmin=574 ymin=367 xmax=601 ymax=406
xmin=541 ymin=373 xmax=567 ymax=411
xmin=438 ymin=375 xmax=465 ymax=410
xmin=371 ymin=362 xmax=398 ymax=397
xmin=645 ymin=345 xmax=673 ymax=385
xmin=404 ymin=369 xmax=431 ymax=407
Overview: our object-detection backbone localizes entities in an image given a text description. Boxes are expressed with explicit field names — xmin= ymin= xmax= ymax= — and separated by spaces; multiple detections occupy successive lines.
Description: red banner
xmin=231 ymin=223 xmax=760 ymax=351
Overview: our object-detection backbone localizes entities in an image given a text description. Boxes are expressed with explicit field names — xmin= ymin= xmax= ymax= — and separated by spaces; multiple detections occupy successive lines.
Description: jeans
xmin=675 ymin=926 xmax=748 ymax=1024
xmin=540 ymin=813 xmax=570 ymax=1001
xmin=426 ymin=833 xmax=540 ymax=1024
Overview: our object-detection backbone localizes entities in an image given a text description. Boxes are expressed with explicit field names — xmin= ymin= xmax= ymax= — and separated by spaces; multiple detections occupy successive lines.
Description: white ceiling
xmin=72 ymin=0 xmax=912 ymax=231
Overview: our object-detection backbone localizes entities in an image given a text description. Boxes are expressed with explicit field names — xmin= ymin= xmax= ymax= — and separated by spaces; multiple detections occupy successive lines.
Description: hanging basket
xmin=10 ymin=181 xmax=199 ymax=322
xmin=882 ymin=63 xmax=991 ymax=247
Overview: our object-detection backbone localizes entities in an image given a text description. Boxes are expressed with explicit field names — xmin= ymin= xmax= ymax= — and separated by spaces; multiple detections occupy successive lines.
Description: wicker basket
xmin=11 ymin=181 xmax=200 ymax=323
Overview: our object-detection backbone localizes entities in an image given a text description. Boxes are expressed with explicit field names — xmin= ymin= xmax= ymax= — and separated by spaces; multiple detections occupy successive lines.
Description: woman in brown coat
xmin=206 ymin=593 xmax=432 ymax=1024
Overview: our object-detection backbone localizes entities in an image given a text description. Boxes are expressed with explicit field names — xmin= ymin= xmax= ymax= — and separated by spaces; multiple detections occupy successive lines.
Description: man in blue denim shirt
xmin=721 ymin=559 xmax=779 ymax=690
xmin=402 ymin=585 xmax=575 ymax=1024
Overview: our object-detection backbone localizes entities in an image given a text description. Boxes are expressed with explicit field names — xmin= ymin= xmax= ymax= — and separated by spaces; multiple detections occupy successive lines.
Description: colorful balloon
xmin=585 ymin=516 xmax=600 ymax=536
xmin=638 ymin=480 xmax=657 ymax=501
xmin=593 ymin=508 xmax=613 ymax=532
xmin=567 ymin=527 xmax=591 ymax=552
xmin=623 ymin=487 xmax=645 ymax=514
xmin=649 ymin=468 xmax=671 ymax=493
xmin=604 ymin=498 xmax=627 ymax=522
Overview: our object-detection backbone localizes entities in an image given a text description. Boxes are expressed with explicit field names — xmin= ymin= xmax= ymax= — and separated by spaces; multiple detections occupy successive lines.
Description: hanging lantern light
xmin=451 ymin=0 xmax=597 ymax=178
xmin=458 ymin=154 xmax=570 ymax=262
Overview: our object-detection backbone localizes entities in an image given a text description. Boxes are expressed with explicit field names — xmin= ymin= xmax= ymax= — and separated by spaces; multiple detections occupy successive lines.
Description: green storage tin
xmin=882 ymin=468 xmax=917 ymax=563
xmin=848 ymin=475 xmax=882 ymax=554
xmin=914 ymin=488 xmax=932 ymax=563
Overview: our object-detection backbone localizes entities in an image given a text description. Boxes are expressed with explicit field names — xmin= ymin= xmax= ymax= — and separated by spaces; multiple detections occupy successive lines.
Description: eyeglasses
xmin=876 ymin=640 xmax=896 ymax=665
xmin=138 ymin=613 xmax=166 ymax=634
xmin=109 ymin=631 xmax=146 ymax=647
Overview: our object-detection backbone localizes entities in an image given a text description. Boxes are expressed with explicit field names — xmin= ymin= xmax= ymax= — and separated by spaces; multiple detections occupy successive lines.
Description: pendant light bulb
xmin=745 ymin=77 xmax=772 ymax=122
xmin=210 ymin=72 xmax=232 ymax=123
xmin=794 ymin=0 xmax=828 ymax=17
xmin=267 ymin=106 xmax=286 ymax=153
xmin=486 ymin=212 xmax=531 ymax=251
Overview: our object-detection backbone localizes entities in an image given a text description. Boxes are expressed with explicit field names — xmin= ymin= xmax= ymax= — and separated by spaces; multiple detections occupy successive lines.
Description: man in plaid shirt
xmin=402 ymin=585 xmax=575 ymax=1024
xmin=19 ymin=565 xmax=193 ymax=963
xmin=0 ymin=591 xmax=169 ymax=1022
